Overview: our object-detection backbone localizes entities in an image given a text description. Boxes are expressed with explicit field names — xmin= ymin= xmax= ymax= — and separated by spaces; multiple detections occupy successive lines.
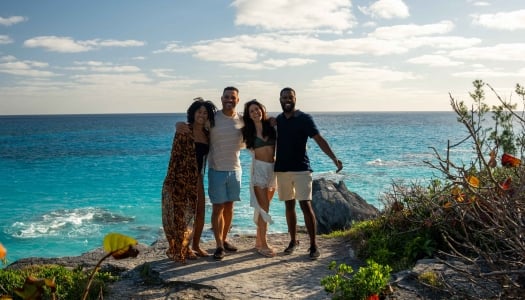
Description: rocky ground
xmin=8 ymin=230 xmax=482 ymax=300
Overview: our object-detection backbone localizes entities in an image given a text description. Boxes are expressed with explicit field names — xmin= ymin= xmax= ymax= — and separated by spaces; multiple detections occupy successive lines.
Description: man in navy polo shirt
xmin=275 ymin=87 xmax=343 ymax=260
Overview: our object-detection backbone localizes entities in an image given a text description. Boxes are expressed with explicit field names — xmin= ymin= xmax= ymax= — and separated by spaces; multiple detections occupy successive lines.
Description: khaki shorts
xmin=275 ymin=171 xmax=312 ymax=201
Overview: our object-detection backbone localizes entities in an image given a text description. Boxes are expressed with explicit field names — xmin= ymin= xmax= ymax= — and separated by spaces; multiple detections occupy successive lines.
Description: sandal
xmin=284 ymin=240 xmax=299 ymax=254
xmin=187 ymin=251 xmax=198 ymax=260
xmin=193 ymin=248 xmax=210 ymax=257
xmin=213 ymin=247 xmax=225 ymax=261
xmin=223 ymin=241 xmax=238 ymax=252
xmin=257 ymin=247 xmax=276 ymax=258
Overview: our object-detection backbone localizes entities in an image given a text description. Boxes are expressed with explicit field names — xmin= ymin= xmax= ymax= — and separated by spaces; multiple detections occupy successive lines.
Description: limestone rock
xmin=312 ymin=178 xmax=379 ymax=234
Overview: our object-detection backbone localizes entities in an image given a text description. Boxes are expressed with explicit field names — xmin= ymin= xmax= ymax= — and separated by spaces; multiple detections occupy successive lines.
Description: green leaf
xmin=103 ymin=233 xmax=138 ymax=259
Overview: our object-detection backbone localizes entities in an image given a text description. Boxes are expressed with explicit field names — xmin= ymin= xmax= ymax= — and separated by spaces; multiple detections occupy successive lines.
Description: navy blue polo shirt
xmin=274 ymin=110 xmax=319 ymax=172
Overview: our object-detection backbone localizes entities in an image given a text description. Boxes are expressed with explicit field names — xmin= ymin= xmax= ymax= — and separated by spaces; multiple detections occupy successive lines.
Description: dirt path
xmin=105 ymin=231 xmax=362 ymax=299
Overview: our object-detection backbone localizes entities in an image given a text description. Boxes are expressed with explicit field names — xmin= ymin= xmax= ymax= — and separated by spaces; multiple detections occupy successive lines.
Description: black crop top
xmin=195 ymin=142 xmax=209 ymax=173
xmin=253 ymin=136 xmax=275 ymax=149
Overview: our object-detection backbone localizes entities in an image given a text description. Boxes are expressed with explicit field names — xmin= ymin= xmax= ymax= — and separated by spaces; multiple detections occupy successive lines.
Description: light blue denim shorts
xmin=208 ymin=168 xmax=242 ymax=204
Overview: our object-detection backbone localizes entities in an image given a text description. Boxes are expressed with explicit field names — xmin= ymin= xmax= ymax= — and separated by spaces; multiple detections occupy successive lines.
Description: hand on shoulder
xmin=175 ymin=122 xmax=190 ymax=134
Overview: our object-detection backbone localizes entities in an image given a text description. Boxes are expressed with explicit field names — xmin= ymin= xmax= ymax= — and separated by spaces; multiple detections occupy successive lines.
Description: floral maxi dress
xmin=161 ymin=131 xmax=199 ymax=263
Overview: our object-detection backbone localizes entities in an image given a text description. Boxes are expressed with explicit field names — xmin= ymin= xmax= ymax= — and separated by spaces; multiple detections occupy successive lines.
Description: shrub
xmin=0 ymin=264 xmax=113 ymax=299
xmin=344 ymin=80 xmax=525 ymax=297
xmin=380 ymin=80 xmax=525 ymax=296
xmin=0 ymin=232 xmax=138 ymax=300
xmin=321 ymin=259 xmax=392 ymax=300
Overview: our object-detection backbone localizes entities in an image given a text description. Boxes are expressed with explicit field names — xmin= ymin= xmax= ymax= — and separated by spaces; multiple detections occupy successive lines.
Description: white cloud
xmin=24 ymin=36 xmax=91 ymax=52
xmin=0 ymin=59 xmax=57 ymax=77
xmin=449 ymin=43 xmax=525 ymax=62
xmin=472 ymin=9 xmax=525 ymax=30
xmin=369 ymin=21 xmax=454 ymax=39
xmin=0 ymin=35 xmax=13 ymax=44
xmin=359 ymin=0 xmax=409 ymax=20
xmin=471 ymin=1 xmax=490 ymax=7
xmin=232 ymin=0 xmax=356 ymax=32
xmin=90 ymin=65 xmax=141 ymax=73
xmin=158 ymin=31 xmax=481 ymax=66
xmin=71 ymin=73 xmax=152 ymax=85
xmin=227 ymin=57 xmax=315 ymax=70
xmin=154 ymin=42 xmax=192 ymax=54
xmin=402 ymin=36 xmax=481 ymax=49
xmin=452 ymin=67 xmax=525 ymax=79
xmin=98 ymin=40 xmax=145 ymax=47
xmin=0 ymin=16 xmax=27 ymax=26
xmin=152 ymin=69 xmax=177 ymax=78
xmin=71 ymin=61 xmax=140 ymax=73
xmin=407 ymin=55 xmax=464 ymax=67
xmin=193 ymin=40 xmax=259 ymax=62
xmin=1 ymin=55 xmax=17 ymax=62
xmin=23 ymin=36 xmax=145 ymax=53
xmin=330 ymin=61 xmax=417 ymax=81
xmin=302 ymin=62 xmax=449 ymax=111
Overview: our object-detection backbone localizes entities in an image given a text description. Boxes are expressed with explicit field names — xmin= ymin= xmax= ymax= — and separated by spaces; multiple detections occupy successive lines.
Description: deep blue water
xmin=0 ymin=112 xmax=473 ymax=264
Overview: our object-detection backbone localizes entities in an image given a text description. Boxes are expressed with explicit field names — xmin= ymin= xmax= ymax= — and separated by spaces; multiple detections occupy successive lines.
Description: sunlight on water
xmin=0 ymin=112 xmax=474 ymax=263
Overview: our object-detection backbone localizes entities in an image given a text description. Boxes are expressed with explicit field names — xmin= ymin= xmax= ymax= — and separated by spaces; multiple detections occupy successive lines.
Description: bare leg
xmin=222 ymin=201 xmax=234 ymax=242
xmin=285 ymin=199 xmax=297 ymax=242
xmin=212 ymin=203 xmax=225 ymax=248
xmin=254 ymin=186 xmax=271 ymax=249
xmin=192 ymin=177 xmax=208 ymax=256
xmin=299 ymin=200 xmax=317 ymax=248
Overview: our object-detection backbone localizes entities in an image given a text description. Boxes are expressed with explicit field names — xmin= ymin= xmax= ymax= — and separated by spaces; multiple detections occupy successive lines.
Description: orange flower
xmin=501 ymin=153 xmax=521 ymax=167
xmin=501 ymin=177 xmax=512 ymax=191
xmin=467 ymin=175 xmax=479 ymax=188
xmin=0 ymin=242 xmax=6 ymax=260
xmin=366 ymin=294 xmax=380 ymax=300
xmin=443 ymin=201 xmax=453 ymax=209
xmin=451 ymin=186 xmax=465 ymax=202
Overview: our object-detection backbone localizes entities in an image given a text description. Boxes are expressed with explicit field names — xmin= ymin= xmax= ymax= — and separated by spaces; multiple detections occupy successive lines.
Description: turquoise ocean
xmin=0 ymin=112 xmax=474 ymax=264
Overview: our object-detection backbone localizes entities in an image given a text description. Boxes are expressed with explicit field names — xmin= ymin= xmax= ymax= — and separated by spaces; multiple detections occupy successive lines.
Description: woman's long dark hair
xmin=186 ymin=98 xmax=217 ymax=138
xmin=242 ymin=99 xmax=276 ymax=149
xmin=187 ymin=97 xmax=217 ymax=126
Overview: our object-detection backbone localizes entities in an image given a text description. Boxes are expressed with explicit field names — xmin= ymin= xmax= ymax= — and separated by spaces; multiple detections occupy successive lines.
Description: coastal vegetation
xmin=322 ymin=80 xmax=525 ymax=299
xmin=0 ymin=233 xmax=138 ymax=300
xmin=2 ymin=80 xmax=524 ymax=299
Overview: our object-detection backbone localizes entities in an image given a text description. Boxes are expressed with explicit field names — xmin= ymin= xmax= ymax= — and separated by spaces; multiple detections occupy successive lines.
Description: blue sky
xmin=1 ymin=0 xmax=524 ymax=115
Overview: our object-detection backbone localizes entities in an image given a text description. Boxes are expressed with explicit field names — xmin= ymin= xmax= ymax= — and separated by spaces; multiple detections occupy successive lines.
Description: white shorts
xmin=252 ymin=159 xmax=276 ymax=189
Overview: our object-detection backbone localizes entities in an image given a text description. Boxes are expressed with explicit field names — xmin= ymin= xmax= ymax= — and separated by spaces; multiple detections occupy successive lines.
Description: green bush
xmin=321 ymin=259 xmax=392 ymax=300
xmin=340 ymin=81 xmax=525 ymax=297
xmin=0 ymin=264 xmax=115 ymax=299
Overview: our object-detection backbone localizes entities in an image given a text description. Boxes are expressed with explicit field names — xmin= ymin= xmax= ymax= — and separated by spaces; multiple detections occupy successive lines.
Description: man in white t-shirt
xmin=176 ymin=86 xmax=244 ymax=261
xmin=207 ymin=86 xmax=244 ymax=260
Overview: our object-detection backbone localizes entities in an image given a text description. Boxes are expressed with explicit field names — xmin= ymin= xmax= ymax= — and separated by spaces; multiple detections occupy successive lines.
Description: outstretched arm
xmin=312 ymin=134 xmax=343 ymax=173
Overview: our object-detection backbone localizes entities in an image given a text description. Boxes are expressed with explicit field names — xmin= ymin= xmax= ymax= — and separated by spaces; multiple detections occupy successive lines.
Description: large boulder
xmin=312 ymin=178 xmax=379 ymax=234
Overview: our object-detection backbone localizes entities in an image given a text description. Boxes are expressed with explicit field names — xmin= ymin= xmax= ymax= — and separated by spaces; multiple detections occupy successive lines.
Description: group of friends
xmin=161 ymin=86 xmax=343 ymax=263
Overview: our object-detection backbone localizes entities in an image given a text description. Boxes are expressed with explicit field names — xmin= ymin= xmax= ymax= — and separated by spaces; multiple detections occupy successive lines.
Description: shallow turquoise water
xmin=0 ymin=112 xmax=472 ymax=263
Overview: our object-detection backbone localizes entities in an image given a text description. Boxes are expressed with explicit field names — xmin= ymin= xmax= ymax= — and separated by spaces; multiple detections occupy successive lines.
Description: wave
xmin=6 ymin=207 xmax=134 ymax=239
xmin=366 ymin=158 xmax=407 ymax=167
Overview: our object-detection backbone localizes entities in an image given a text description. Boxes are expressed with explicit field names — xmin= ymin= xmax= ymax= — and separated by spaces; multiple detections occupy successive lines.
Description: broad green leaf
xmin=103 ymin=233 xmax=139 ymax=259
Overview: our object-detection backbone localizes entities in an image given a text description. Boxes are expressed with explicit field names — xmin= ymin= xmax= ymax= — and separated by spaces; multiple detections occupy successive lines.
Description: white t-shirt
xmin=208 ymin=110 xmax=244 ymax=171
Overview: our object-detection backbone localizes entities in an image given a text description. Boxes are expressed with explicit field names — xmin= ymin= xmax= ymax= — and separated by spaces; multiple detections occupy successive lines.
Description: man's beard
xmin=281 ymin=102 xmax=295 ymax=113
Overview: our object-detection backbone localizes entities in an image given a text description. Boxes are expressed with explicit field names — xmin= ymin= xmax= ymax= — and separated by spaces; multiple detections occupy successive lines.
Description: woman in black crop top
xmin=241 ymin=99 xmax=277 ymax=257
xmin=162 ymin=98 xmax=216 ymax=262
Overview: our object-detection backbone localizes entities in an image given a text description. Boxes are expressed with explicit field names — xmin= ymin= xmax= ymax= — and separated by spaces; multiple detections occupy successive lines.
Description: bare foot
xmin=192 ymin=248 xmax=210 ymax=257
xmin=257 ymin=246 xmax=276 ymax=258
